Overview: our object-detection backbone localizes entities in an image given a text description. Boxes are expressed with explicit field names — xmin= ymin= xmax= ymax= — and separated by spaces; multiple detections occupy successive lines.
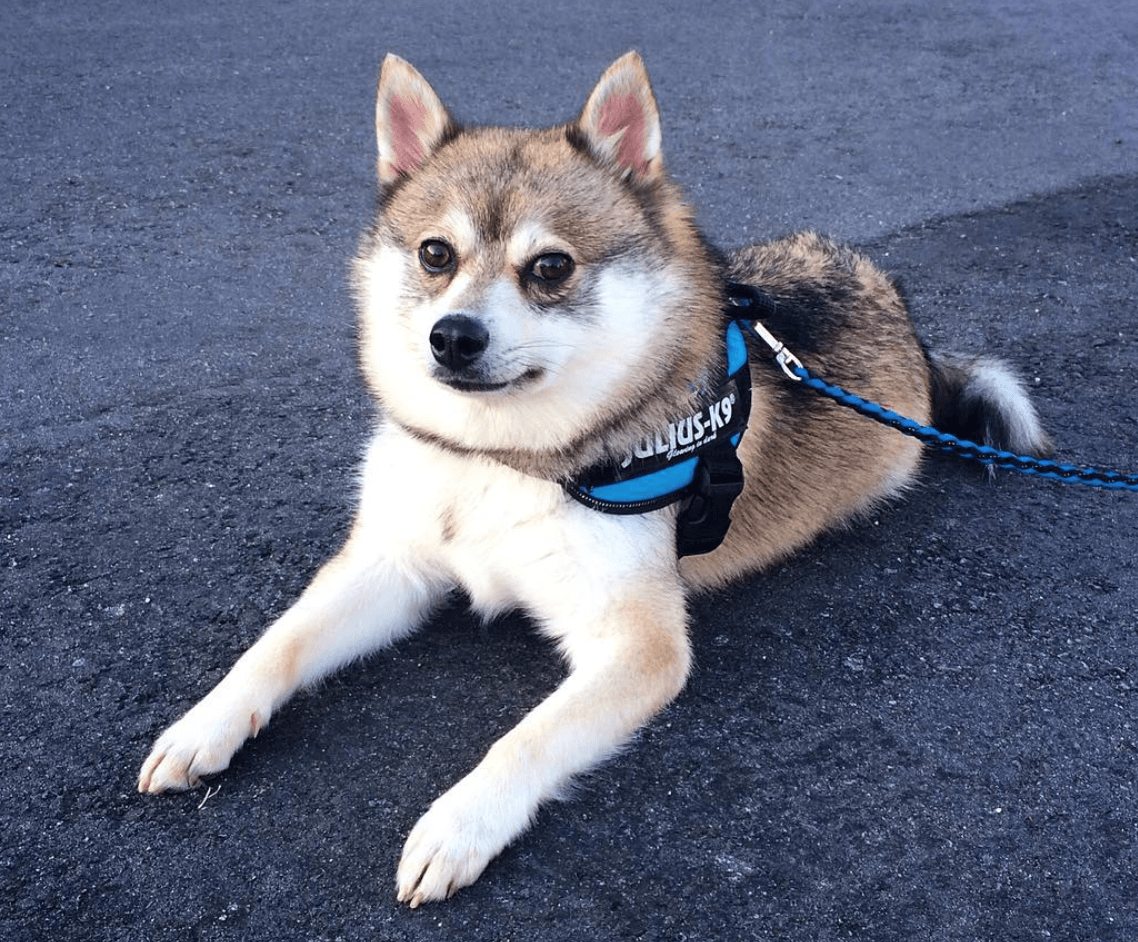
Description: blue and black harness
xmin=563 ymin=288 xmax=755 ymax=558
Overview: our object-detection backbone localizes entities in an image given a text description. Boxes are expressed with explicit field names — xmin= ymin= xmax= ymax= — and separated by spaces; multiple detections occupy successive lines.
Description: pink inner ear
xmin=597 ymin=92 xmax=648 ymax=176
xmin=387 ymin=93 xmax=428 ymax=176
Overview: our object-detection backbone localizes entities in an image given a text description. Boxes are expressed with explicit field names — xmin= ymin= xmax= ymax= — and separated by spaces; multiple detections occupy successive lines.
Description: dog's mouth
xmin=435 ymin=367 xmax=544 ymax=394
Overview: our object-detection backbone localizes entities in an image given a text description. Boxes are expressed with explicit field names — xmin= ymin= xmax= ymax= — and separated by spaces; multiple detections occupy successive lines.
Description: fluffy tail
xmin=928 ymin=352 xmax=1051 ymax=456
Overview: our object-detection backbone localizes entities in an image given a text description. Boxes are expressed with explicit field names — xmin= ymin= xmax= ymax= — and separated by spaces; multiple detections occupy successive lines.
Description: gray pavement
xmin=2 ymin=1 xmax=1136 ymax=939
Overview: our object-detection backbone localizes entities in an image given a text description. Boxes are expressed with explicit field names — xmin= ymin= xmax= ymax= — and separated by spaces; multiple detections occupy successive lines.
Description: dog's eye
xmin=419 ymin=239 xmax=455 ymax=273
xmin=529 ymin=253 xmax=574 ymax=285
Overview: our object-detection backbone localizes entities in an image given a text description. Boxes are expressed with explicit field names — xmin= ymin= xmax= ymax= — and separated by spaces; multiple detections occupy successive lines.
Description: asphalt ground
xmin=2 ymin=2 xmax=1136 ymax=939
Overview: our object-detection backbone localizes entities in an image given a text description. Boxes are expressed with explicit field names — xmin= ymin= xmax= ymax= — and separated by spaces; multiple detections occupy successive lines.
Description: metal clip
xmin=747 ymin=320 xmax=805 ymax=382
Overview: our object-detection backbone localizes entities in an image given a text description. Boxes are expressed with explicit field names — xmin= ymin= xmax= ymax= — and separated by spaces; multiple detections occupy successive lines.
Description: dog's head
xmin=353 ymin=53 xmax=720 ymax=464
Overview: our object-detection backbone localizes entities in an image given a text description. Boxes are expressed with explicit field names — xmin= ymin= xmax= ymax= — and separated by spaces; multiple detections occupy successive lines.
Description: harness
xmin=563 ymin=291 xmax=754 ymax=557
xmin=565 ymin=278 xmax=1138 ymax=559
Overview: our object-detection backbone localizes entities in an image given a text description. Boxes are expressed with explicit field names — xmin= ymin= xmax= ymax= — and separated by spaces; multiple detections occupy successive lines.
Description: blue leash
xmin=743 ymin=319 xmax=1138 ymax=493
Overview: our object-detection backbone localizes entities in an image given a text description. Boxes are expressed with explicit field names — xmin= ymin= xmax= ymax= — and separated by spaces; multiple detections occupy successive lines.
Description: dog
xmin=138 ymin=51 xmax=1049 ymax=907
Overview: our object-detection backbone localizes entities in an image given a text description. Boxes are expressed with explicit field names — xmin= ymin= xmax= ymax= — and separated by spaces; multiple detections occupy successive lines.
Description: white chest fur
xmin=354 ymin=423 xmax=679 ymax=621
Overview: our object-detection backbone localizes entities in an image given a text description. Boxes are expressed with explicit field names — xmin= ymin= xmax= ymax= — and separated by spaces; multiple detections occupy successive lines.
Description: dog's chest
xmin=435 ymin=465 xmax=571 ymax=611
xmin=359 ymin=425 xmax=675 ymax=617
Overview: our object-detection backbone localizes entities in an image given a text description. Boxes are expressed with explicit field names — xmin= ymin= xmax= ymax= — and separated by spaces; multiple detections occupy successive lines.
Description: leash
xmin=726 ymin=285 xmax=1138 ymax=493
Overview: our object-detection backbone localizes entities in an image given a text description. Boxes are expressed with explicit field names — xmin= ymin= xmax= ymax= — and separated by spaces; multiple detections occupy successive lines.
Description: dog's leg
xmin=138 ymin=531 xmax=444 ymax=794
xmin=395 ymin=580 xmax=689 ymax=907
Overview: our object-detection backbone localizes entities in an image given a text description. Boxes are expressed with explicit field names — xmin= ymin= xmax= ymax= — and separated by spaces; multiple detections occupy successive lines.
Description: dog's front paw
xmin=138 ymin=688 xmax=267 ymax=794
xmin=396 ymin=773 xmax=533 ymax=908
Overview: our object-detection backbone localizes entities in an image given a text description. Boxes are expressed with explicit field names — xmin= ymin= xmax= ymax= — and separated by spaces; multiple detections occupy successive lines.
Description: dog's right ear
xmin=375 ymin=55 xmax=454 ymax=186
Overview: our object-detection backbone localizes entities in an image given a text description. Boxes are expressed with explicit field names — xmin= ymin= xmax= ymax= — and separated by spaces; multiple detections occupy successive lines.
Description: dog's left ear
xmin=375 ymin=54 xmax=455 ymax=186
xmin=576 ymin=51 xmax=663 ymax=183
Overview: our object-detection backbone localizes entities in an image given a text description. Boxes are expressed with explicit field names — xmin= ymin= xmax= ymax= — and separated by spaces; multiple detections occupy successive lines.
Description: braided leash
xmin=743 ymin=319 xmax=1138 ymax=493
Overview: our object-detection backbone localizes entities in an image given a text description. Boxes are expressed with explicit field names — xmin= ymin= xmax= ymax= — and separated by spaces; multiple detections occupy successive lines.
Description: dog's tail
xmin=927 ymin=352 xmax=1051 ymax=456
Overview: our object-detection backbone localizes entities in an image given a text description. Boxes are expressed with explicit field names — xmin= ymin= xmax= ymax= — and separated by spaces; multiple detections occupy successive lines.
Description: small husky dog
xmin=139 ymin=52 xmax=1048 ymax=906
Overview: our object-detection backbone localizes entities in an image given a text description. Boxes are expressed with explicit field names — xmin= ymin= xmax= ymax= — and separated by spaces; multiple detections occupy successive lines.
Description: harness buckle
xmin=676 ymin=448 xmax=746 ymax=557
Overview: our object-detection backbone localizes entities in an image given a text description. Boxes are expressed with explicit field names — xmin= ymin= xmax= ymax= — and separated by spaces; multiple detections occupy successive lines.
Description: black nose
xmin=429 ymin=315 xmax=489 ymax=371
